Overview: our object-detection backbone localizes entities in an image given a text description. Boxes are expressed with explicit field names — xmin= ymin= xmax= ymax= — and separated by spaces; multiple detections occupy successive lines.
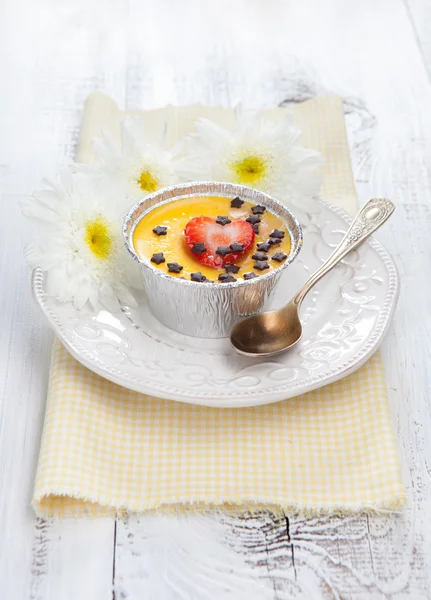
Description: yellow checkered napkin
xmin=33 ymin=93 xmax=405 ymax=517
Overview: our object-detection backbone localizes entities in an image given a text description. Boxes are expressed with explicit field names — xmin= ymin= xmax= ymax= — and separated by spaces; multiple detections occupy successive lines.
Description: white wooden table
xmin=1 ymin=0 xmax=431 ymax=598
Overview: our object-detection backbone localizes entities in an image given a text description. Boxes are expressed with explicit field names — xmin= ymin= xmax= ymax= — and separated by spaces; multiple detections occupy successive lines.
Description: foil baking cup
xmin=123 ymin=182 xmax=303 ymax=338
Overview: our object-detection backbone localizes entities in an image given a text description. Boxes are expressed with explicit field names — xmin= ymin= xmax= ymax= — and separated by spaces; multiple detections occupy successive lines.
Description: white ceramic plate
xmin=33 ymin=199 xmax=399 ymax=408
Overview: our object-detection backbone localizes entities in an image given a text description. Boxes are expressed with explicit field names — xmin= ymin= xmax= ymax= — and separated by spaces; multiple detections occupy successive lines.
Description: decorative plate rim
xmin=32 ymin=198 xmax=399 ymax=407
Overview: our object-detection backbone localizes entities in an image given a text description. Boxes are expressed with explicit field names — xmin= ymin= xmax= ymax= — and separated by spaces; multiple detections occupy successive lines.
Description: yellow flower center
xmin=229 ymin=154 xmax=269 ymax=185
xmin=137 ymin=169 xmax=159 ymax=193
xmin=84 ymin=217 xmax=113 ymax=260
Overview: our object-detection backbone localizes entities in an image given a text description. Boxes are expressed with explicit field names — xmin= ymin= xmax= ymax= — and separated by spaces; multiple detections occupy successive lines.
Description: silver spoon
xmin=230 ymin=198 xmax=395 ymax=357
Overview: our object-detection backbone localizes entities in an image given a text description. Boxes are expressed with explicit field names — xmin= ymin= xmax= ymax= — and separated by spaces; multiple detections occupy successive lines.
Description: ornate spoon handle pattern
xmin=294 ymin=198 xmax=395 ymax=306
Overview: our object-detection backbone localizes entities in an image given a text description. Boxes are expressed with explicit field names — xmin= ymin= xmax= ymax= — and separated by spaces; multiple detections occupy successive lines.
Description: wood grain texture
xmin=405 ymin=0 xmax=431 ymax=81
xmin=0 ymin=0 xmax=431 ymax=598
xmin=0 ymin=1 xmax=121 ymax=598
xmin=30 ymin=519 xmax=115 ymax=600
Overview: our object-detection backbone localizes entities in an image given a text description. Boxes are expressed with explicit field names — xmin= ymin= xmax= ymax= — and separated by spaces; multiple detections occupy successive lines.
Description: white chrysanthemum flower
xmin=22 ymin=170 xmax=139 ymax=311
xmin=83 ymin=116 xmax=183 ymax=202
xmin=183 ymin=107 xmax=322 ymax=208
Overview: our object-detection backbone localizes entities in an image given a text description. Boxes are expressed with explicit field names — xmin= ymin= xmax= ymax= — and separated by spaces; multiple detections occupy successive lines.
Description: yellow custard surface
xmin=133 ymin=196 xmax=291 ymax=281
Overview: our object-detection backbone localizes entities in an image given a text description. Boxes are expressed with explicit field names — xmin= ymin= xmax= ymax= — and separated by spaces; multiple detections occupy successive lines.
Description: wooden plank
xmin=0 ymin=0 xmax=128 ymax=597
xmin=405 ymin=0 xmax=431 ymax=81
xmin=30 ymin=519 xmax=115 ymax=600
xmin=114 ymin=514 xmax=280 ymax=599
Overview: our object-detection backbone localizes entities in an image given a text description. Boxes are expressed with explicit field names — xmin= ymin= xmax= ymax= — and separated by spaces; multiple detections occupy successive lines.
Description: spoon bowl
xmin=230 ymin=198 xmax=395 ymax=357
xmin=230 ymin=302 xmax=303 ymax=356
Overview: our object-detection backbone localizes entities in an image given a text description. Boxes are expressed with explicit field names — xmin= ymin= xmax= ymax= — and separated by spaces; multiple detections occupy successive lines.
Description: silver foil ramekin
xmin=123 ymin=182 xmax=303 ymax=338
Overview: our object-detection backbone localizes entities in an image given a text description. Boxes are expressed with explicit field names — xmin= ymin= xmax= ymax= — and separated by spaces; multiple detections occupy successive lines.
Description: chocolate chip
xmin=216 ymin=216 xmax=232 ymax=226
xmin=252 ymin=205 xmax=266 ymax=215
xmin=231 ymin=196 xmax=244 ymax=208
xmin=218 ymin=273 xmax=236 ymax=283
xmin=269 ymin=229 xmax=285 ymax=239
xmin=225 ymin=264 xmax=240 ymax=274
xmin=152 ymin=225 xmax=167 ymax=236
xmin=192 ymin=242 xmax=206 ymax=255
xmin=246 ymin=214 xmax=261 ymax=225
xmin=257 ymin=241 xmax=271 ymax=252
xmin=229 ymin=242 xmax=244 ymax=253
xmin=167 ymin=262 xmax=183 ymax=273
xmin=191 ymin=272 xmax=207 ymax=282
xmin=151 ymin=252 xmax=165 ymax=265
xmin=268 ymin=237 xmax=282 ymax=246
xmin=252 ymin=251 xmax=268 ymax=261
xmin=253 ymin=261 xmax=270 ymax=271
xmin=243 ymin=272 xmax=257 ymax=280
xmin=216 ymin=245 xmax=231 ymax=257
xmin=252 ymin=224 xmax=260 ymax=234
xmin=272 ymin=252 xmax=287 ymax=262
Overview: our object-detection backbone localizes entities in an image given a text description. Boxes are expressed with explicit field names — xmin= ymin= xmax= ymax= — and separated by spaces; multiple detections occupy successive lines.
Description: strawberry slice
xmin=184 ymin=217 xmax=255 ymax=268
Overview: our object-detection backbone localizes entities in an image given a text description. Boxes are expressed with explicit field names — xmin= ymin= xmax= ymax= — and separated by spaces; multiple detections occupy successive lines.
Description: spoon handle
xmin=294 ymin=198 xmax=395 ymax=306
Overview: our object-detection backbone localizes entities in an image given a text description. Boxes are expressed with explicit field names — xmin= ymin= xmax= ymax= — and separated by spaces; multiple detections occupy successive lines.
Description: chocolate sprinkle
xmin=252 ymin=251 xmax=268 ymax=261
xmin=252 ymin=224 xmax=260 ymax=234
xmin=268 ymin=237 xmax=282 ymax=246
xmin=218 ymin=273 xmax=236 ymax=283
xmin=243 ymin=272 xmax=257 ymax=280
xmin=272 ymin=252 xmax=288 ymax=262
xmin=231 ymin=196 xmax=244 ymax=208
xmin=257 ymin=241 xmax=271 ymax=252
xmin=269 ymin=228 xmax=285 ymax=239
xmin=216 ymin=245 xmax=231 ymax=257
xmin=252 ymin=205 xmax=266 ymax=215
xmin=216 ymin=215 xmax=232 ymax=226
xmin=246 ymin=214 xmax=261 ymax=225
xmin=225 ymin=264 xmax=240 ymax=274
xmin=192 ymin=242 xmax=207 ymax=255
xmin=191 ymin=272 xmax=207 ymax=282
xmin=167 ymin=262 xmax=183 ymax=273
xmin=151 ymin=252 xmax=165 ymax=265
xmin=152 ymin=225 xmax=167 ymax=236
xmin=253 ymin=261 xmax=270 ymax=271
xmin=229 ymin=242 xmax=244 ymax=253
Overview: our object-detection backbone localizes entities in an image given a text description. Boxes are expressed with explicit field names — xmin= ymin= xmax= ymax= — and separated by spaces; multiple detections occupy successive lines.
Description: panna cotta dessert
xmin=133 ymin=195 xmax=291 ymax=282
